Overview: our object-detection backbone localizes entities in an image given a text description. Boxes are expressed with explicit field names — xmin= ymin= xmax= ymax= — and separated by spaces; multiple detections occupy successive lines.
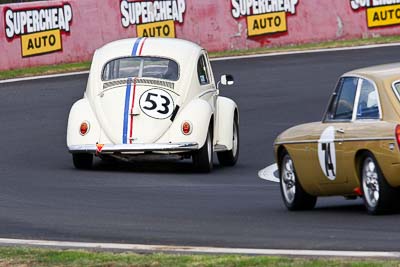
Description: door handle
xmin=336 ymin=128 xmax=345 ymax=134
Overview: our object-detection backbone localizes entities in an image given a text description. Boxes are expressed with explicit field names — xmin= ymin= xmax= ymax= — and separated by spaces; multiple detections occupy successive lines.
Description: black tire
xmin=193 ymin=125 xmax=213 ymax=173
xmin=72 ymin=153 xmax=93 ymax=170
xmin=360 ymin=153 xmax=398 ymax=215
xmin=217 ymin=114 xmax=239 ymax=166
xmin=280 ymin=152 xmax=317 ymax=211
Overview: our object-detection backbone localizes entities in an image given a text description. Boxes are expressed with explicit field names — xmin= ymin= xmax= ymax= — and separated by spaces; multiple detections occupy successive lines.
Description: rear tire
xmin=361 ymin=153 xmax=398 ymax=215
xmin=280 ymin=152 xmax=317 ymax=211
xmin=193 ymin=125 xmax=213 ymax=173
xmin=72 ymin=153 xmax=93 ymax=170
xmin=217 ymin=114 xmax=239 ymax=166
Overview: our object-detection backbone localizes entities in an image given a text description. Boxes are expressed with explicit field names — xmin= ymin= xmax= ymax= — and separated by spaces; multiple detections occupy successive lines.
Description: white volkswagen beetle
xmin=67 ymin=38 xmax=239 ymax=172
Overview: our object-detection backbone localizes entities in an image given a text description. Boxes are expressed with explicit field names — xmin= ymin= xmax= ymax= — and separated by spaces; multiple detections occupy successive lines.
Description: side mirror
xmin=220 ymin=74 xmax=234 ymax=86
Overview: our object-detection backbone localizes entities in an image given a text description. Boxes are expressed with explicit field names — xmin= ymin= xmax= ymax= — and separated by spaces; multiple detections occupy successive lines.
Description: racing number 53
xmin=139 ymin=89 xmax=174 ymax=119
xmin=142 ymin=92 xmax=170 ymax=115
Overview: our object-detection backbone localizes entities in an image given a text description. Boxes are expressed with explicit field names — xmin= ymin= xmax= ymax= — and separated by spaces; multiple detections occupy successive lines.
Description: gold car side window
xmin=356 ymin=79 xmax=380 ymax=120
xmin=326 ymin=77 xmax=359 ymax=121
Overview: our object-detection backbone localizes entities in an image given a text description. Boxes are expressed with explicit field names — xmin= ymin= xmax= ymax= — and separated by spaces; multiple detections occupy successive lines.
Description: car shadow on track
xmin=314 ymin=199 xmax=400 ymax=216
xmin=314 ymin=203 xmax=366 ymax=214
xmin=88 ymin=158 xmax=227 ymax=174
xmin=314 ymin=203 xmax=400 ymax=216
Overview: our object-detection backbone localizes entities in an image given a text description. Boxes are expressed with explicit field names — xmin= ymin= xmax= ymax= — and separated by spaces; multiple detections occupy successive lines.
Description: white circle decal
xmin=318 ymin=126 xmax=337 ymax=181
xmin=139 ymin=89 xmax=174 ymax=120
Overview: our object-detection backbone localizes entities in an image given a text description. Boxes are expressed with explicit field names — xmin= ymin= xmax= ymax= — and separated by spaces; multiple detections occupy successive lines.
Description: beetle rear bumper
xmin=68 ymin=142 xmax=199 ymax=154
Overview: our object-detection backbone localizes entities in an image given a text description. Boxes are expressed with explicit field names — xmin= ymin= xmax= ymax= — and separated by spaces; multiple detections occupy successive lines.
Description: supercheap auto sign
xmin=351 ymin=0 xmax=400 ymax=28
xmin=120 ymin=0 xmax=186 ymax=38
xmin=231 ymin=0 xmax=298 ymax=37
xmin=4 ymin=3 xmax=72 ymax=57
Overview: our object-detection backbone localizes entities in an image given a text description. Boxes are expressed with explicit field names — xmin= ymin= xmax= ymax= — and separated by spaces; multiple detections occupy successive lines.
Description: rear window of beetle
xmin=102 ymin=57 xmax=179 ymax=81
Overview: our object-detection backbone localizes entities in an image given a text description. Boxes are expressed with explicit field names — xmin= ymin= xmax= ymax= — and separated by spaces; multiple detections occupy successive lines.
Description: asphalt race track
xmin=1 ymin=46 xmax=400 ymax=251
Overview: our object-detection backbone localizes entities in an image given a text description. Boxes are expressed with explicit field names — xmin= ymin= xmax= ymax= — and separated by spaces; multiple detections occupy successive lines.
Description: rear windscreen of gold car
xmin=102 ymin=57 xmax=179 ymax=81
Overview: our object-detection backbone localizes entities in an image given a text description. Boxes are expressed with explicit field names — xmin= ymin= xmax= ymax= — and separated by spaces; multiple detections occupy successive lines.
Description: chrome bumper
xmin=68 ymin=142 xmax=199 ymax=154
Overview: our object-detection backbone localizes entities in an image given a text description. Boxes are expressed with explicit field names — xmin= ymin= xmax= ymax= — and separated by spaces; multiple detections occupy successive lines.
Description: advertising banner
xmin=5 ymin=3 xmax=72 ymax=57
xmin=1 ymin=0 xmax=400 ymax=71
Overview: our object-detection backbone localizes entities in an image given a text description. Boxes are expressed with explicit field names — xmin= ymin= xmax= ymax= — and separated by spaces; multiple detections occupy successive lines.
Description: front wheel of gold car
xmin=361 ymin=153 xmax=398 ymax=215
xmin=280 ymin=153 xmax=317 ymax=211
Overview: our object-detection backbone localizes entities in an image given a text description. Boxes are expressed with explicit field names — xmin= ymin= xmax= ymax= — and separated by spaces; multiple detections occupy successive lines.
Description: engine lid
xmin=96 ymin=79 xmax=179 ymax=144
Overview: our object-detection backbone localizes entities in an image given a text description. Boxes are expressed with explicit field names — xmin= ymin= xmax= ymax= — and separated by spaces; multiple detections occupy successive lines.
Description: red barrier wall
xmin=1 ymin=0 xmax=400 ymax=71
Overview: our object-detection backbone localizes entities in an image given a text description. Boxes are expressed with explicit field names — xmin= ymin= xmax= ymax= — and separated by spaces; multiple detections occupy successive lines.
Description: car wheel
xmin=72 ymin=153 xmax=93 ymax=170
xmin=361 ymin=153 xmax=397 ymax=215
xmin=217 ymin=115 xmax=239 ymax=166
xmin=280 ymin=152 xmax=317 ymax=211
xmin=193 ymin=125 xmax=213 ymax=173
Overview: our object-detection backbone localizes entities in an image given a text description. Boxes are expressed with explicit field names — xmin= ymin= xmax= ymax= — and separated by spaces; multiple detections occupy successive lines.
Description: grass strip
xmin=0 ymin=247 xmax=399 ymax=267
xmin=2 ymin=35 xmax=400 ymax=81
xmin=209 ymin=35 xmax=400 ymax=58
xmin=0 ymin=62 xmax=91 ymax=81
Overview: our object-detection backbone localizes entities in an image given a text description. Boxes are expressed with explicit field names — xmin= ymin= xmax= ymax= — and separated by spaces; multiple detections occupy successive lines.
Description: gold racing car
xmin=274 ymin=63 xmax=400 ymax=215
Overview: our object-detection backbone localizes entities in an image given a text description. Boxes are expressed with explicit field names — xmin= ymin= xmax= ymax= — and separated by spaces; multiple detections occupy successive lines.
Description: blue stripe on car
xmin=131 ymin=38 xmax=142 ymax=56
xmin=122 ymin=78 xmax=132 ymax=144
xmin=122 ymin=39 xmax=142 ymax=144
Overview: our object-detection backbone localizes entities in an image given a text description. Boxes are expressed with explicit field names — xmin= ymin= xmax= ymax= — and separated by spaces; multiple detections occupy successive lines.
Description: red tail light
xmin=182 ymin=121 xmax=192 ymax=135
xmin=80 ymin=121 xmax=89 ymax=136
xmin=353 ymin=187 xmax=363 ymax=196
xmin=396 ymin=125 xmax=400 ymax=149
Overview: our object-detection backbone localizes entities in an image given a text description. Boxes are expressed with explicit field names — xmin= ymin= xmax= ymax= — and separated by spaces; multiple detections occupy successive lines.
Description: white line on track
xmin=258 ymin=163 xmax=279 ymax=183
xmin=0 ymin=238 xmax=399 ymax=258
xmin=0 ymin=71 xmax=89 ymax=84
xmin=2 ymin=42 xmax=400 ymax=84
